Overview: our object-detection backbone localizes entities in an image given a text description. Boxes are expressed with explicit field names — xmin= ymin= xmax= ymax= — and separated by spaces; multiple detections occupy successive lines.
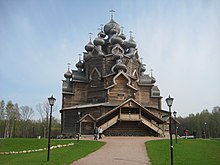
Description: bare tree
xmin=36 ymin=101 xmax=50 ymax=138
xmin=20 ymin=106 xmax=34 ymax=121
xmin=20 ymin=105 xmax=34 ymax=137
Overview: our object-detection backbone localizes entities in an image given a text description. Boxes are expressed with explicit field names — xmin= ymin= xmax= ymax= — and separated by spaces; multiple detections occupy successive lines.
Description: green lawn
xmin=145 ymin=139 xmax=220 ymax=165
xmin=0 ymin=138 xmax=105 ymax=165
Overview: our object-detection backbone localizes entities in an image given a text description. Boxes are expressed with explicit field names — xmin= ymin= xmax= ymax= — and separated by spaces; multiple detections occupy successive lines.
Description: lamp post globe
xmin=47 ymin=95 xmax=56 ymax=161
xmin=166 ymin=95 xmax=174 ymax=165
xmin=48 ymin=95 xmax=56 ymax=106
xmin=166 ymin=95 xmax=174 ymax=107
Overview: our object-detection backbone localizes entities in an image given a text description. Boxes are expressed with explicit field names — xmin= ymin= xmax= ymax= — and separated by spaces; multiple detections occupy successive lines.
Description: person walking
xmin=94 ymin=126 xmax=99 ymax=140
xmin=98 ymin=127 xmax=103 ymax=139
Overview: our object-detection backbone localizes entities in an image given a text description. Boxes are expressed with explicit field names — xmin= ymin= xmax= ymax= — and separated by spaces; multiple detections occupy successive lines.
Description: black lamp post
xmin=173 ymin=111 xmax=177 ymax=144
xmin=204 ymin=122 xmax=207 ymax=139
xmin=13 ymin=117 xmax=16 ymax=138
xmin=47 ymin=95 xmax=56 ymax=161
xmin=77 ymin=111 xmax=81 ymax=142
xmin=166 ymin=95 xmax=174 ymax=165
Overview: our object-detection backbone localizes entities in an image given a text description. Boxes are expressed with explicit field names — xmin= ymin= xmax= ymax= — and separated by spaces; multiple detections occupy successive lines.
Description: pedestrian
xmin=94 ymin=126 xmax=98 ymax=140
xmin=98 ymin=127 xmax=103 ymax=139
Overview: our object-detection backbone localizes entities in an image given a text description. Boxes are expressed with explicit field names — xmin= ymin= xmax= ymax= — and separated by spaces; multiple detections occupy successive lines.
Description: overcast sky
xmin=0 ymin=0 xmax=219 ymax=119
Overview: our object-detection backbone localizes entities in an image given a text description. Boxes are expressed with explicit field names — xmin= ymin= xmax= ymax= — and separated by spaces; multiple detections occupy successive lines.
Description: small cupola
xmin=119 ymin=26 xmax=126 ymax=40
xmin=64 ymin=63 xmax=72 ymax=82
xmin=85 ymin=33 xmax=95 ymax=52
xmin=151 ymin=86 xmax=160 ymax=97
xmin=75 ymin=54 xmax=84 ymax=72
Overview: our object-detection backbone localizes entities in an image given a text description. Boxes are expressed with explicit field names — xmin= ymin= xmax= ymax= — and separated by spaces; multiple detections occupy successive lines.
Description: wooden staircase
xmin=99 ymin=114 xmax=164 ymax=136
xmin=100 ymin=115 xmax=119 ymax=131
xmin=141 ymin=116 xmax=163 ymax=135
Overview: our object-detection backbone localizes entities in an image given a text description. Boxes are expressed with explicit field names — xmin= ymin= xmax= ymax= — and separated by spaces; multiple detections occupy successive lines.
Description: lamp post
xmin=13 ymin=117 xmax=16 ymax=138
xmin=173 ymin=111 xmax=177 ymax=144
xmin=166 ymin=95 xmax=174 ymax=165
xmin=204 ymin=122 xmax=207 ymax=139
xmin=47 ymin=95 xmax=56 ymax=162
xmin=77 ymin=111 xmax=81 ymax=142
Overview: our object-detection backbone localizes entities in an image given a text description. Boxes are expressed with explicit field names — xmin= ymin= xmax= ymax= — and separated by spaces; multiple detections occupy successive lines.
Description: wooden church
xmin=60 ymin=13 xmax=171 ymax=137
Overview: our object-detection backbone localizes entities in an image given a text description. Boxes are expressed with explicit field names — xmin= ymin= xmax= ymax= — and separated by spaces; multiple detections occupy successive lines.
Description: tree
xmin=20 ymin=105 xmax=34 ymax=137
xmin=211 ymin=106 xmax=220 ymax=137
xmin=20 ymin=105 xmax=34 ymax=121
xmin=0 ymin=100 xmax=6 ymax=138
xmin=36 ymin=101 xmax=50 ymax=138
xmin=4 ymin=101 xmax=20 ymax=138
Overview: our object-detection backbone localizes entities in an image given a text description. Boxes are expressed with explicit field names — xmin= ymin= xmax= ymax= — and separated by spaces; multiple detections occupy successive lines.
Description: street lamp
xmin=13 ymin=117 xmax=16 ymax=138
xmin=173 ymin=111 xmax=177 ymax=144
xmin=47 ymin=95 xmax=56 ymax=161
xmin=77 ymin=111 xmax=81 ymax=142
xmin=204 ymin=122 xmax=207 ymax=139
xmin=166 ymin=95 xmax=174 ymax=165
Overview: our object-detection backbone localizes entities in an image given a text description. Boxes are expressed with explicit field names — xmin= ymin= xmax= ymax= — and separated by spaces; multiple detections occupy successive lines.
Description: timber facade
xmin=60 ymin=15 xmax=170 ymax=137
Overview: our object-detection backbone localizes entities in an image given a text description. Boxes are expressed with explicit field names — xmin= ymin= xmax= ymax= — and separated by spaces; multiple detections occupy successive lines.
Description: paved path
xmin=71 ymin=136 xmax=163 ymax=165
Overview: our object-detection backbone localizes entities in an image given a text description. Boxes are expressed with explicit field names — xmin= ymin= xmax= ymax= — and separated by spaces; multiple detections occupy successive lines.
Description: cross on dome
xmin=88 ymin=32 xmax=93 ymax=41
xmin=78 ymin=54 xmax=82 ymax=61
xmin=150 ymin=69 xmax=153 ymax=77
xmin=129 ymin=31 xmax=133 ymax=38
xmin=109 ymin=9 xmax=115 ymax=19
xmin=100 ymin=24 xmax=104 ymax=31
xmin=140 ymin=58 xmax=143 ymax=63
xmin=67 ymin=63 xmax=71 ymax=71
xmin=121 ymin=26 xmax=124 ymax=33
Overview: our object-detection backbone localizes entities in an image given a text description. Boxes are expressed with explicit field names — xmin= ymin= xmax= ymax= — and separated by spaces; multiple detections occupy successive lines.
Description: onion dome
xmin=151 ymin=76 xmax=156 ymax=83
xmin=140 ymin=64 xmax=146 ymax=73
xmin=93 ymin=36 xmax=105 ymax=46
xmin=114 ymin=59 xmax=127 ymax=72
xmin=115 ymin=63 xmax=127 ymax=72
xmin=125 ymin=37 xmax=136 ymax=48
xmin=110 ymin=27 xmax=118 ymax=35
xmin=104 ymin=18 xmax=120 ymax=35
xmin=110 ymin=34 xmax=123 ymax=45
xmin=64 ymin=70 xmax=72 ymax=79
xmin=75 ymin=61 xmax=83 ymax=69
xmin=85 ymin=41 xmax=95 ymax=52
xmin=98 ymin=30 xmax=106 ymax=38
xmin=119 ymin=33 xmax=126 ymax=40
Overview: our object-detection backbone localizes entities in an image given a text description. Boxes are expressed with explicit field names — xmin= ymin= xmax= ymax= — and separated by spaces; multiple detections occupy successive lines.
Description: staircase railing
xmin=141 ymin=116 xmax=163 ymax=135
xmin=100 ymin=115 xmax=118 ymax=131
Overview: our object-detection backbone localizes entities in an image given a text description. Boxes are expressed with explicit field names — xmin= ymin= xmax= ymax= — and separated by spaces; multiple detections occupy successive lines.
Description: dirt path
xmin=71 ymin=136 xmax=163 ymax=165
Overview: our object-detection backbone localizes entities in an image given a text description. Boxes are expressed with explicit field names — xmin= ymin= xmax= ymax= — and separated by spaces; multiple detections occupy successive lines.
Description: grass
xmin=145 ymin=139 xmax=220 ymax=165
xmin=0 ymin=138 xmax=105 ymax=165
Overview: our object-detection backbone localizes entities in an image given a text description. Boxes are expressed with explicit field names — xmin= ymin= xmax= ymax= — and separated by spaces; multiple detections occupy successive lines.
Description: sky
xmin=0 ymin=0 xmax=220 ymax=119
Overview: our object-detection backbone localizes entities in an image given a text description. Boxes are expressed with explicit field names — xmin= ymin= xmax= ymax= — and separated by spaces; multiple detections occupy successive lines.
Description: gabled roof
xmin=96 ymin=98 xmax=164 ymax=123
xmin=105 ymin=71 xmax=138 ymax=91
xmin=79 ymin=114 xmax=95 ymax=122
